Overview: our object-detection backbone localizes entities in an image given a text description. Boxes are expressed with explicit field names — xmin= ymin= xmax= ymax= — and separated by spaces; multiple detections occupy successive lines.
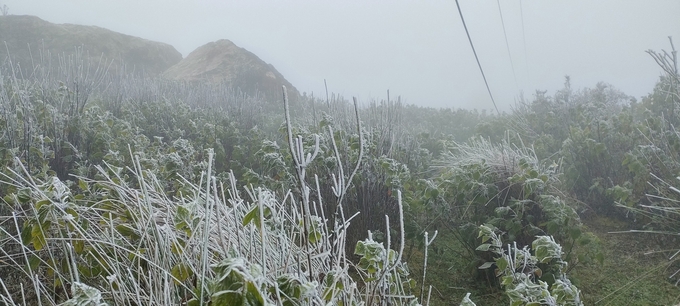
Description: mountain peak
xmin=163 ymin=39 xmax=299 ymax=102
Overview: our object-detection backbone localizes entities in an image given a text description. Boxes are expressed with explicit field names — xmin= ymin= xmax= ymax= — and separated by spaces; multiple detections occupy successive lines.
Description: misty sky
xmin=3 ymin=0 xmax=680 ymax=111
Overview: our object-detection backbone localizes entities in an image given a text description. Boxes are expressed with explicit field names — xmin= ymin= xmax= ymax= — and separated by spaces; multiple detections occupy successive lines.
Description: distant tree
xmin=1 ymin=4 xmax=8 ymax=16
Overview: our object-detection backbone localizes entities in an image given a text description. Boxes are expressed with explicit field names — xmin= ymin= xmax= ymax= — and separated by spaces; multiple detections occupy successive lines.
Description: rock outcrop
xmin=163 ymin=39 xmax=300 ymax=102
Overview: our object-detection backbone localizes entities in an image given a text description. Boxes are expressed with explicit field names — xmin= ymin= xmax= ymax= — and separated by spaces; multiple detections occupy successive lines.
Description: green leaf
xmin=21 ymin=224 xmax=33 ymax=246
xmin=176 ymin=205 xmax=190 ymax=220
xmin=476 ymin=243 xmax=492 ymax=252
xmin=242 ymin=206 xmax=259 ymax=228
xmin=496 ymin=257 xmax=508 ymax=271
xmin=28 ymin=254 xmax=41 ymax=272
xmin=171 ymin=263 xmax=193 ymax=284
xmin=116 ymin=224 xmax=139 ymax=240
xmin=426 ymin=188 xmax=439 ymax=199
xmin=309 ymin=231 xmax=323 ymax=244
xmin=31 ymin=224 xmax=47 ymax=251
xmin=478 ymin=261 xmax=494 ymax=269
xmin=529 ymin=169 xmax=538 ymax=178
xmin=78 ymin=179 xmax=88 ymax=191
xmin=501 ymin=276 xmax=514 ymax=287
xmin=17 ymin=188 xmax=32 ymax=204
xmin=171 ymin=240 xmax=186 ymax=255
xmin=73 ymin=239 xmax=84 ymax=254
xmin=354 ymin=241 xmax=367 ymax=256
xmin=545 ymin=221 xmax=559 ymax=235
xmin=350 ymin=141 xmax=360 ymax=150
xmin=35 ymin=199 xmax=51 ymax=210
xmin=245 ymin=281 xmax=265 ymax=305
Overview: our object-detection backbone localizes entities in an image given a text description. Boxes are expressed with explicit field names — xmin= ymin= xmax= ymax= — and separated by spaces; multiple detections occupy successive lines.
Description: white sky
xmin=3 ymin=0 xmax=680 ymax=111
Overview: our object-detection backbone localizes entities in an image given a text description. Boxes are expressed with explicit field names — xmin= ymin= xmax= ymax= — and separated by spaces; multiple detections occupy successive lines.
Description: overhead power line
xmin=520 ymin=0 xmax=530 ymax=80
xmin=454 ymin=0 xmax=500 ymax=115
xmin=497 ymin=0 xmax=518 ymax=90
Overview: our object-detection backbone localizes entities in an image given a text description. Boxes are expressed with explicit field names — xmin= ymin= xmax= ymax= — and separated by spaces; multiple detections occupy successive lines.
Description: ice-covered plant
xmin=0 ymin=85 xmax=453 ymax=306
xmin=477 ymin=225 xmax=583 ymax=306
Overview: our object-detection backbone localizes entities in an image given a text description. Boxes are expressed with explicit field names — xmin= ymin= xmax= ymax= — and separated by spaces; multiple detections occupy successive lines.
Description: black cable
xmin=497 ymin=0 xmax=518 ymax=89
xmin=454 ymin=0 xmax=500 ymax=115
xmin=520 ymin=0 xmax=530 ymax=79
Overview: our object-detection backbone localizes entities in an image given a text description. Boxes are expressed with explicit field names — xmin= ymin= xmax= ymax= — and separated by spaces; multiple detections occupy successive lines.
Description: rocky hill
xmin=163 ymin=39 xmax=300 ymax=102
xmin=0 ymin=15 xmax=182 ymax=75
xmin=0 ymin=15 xmax=299 ymax=103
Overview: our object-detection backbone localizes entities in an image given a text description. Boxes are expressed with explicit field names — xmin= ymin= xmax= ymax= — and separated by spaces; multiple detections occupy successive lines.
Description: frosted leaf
xmin=460 ymin=293 xmax=476 ymax=306
xmin=532 ymin=236 xmax=563 ymax=264
xmin=63 ymin=213 xmax=75 ymax=222
xmin=61 ymin=282 xmax=107 ymax=306
xmin=172 ymin=138 xmax=195 ymax=157
xmin=299 ymin=280 xmax=319 ymax=298
xmin=47 ymin=176 xmax=70 ymax=208
xmin=106 ymin=274 xmax=117 ymax=284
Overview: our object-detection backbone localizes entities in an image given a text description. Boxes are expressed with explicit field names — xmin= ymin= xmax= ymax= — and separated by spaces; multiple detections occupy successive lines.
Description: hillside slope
xmin=0 ymin=15 xmax=182 ymax=75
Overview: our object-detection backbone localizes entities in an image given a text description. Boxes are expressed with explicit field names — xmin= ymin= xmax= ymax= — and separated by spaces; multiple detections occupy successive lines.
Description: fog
xmin=4 ymin=0 xmax=680 ymax=111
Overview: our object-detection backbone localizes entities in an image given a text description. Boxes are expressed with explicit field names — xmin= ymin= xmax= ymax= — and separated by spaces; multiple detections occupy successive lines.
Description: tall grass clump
xmin=432 ymin=136 xmax=566 ymax=232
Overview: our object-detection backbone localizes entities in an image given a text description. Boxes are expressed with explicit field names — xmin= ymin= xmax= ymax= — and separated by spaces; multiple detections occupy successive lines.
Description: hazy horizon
xmin=2 ymin=0 xmax=679 ymax=111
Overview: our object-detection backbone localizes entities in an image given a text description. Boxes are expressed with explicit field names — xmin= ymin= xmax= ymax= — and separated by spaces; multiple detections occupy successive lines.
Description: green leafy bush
xmin=433 ymin=138 xmax=580 ymax=245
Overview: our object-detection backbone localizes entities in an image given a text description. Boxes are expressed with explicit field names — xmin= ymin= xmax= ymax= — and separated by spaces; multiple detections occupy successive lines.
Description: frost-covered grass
xmin=433 ymin=135 xmax=559 ymax=185
xmin=0 ymin=146 xmax=423 ymax=305
xmin=0 ymin=87 xmax=473 ymax=305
